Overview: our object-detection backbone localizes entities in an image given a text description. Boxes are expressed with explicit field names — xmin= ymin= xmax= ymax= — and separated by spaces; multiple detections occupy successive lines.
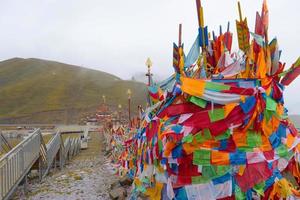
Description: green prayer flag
xmin=215 ymin=165 xmax=231 ymax=176
xmin=266 ymin=96 xmax=277 ymax=111
xmin=191 ymin=175 xmax=210 ymax=184
xmin=205 ymin=81 xmax=231 ymax=91
xmin=193 ymin=149 xmax=211 ymax=166
xmin=158 ymin=140 xmax=163 ymax=153
xmin=238 ymin=146 xmax=255 ymax=152
xmin=137 ymin=185 xmax=147 ymax=193
xmin=208 ymin=108 xmax=225 ymax=122
xmin=247 ymin=130 xmax=262 ymax=148
xmin=286 ymin=150 xmax=294 ymax=160
xmin=276 ymin=144 xmax=288 ymax=158
xmin=141 ymin=177 xmax=150 ymax=184
xmin=215 ymin=130 xmax=231 ymax=140
xmin=182 ymin=134 xmax=193 ymax=143
xmin=264 ymin=110 xmax=273 ymax=122
xmin=203 ymin=129 xmax=212 ymax=139
xmin=202 ymin=166 xmax=217 ymax=178
xmin=195 ymin=129 xmax=212 ymax=143
xmin=253 ymin=182 xmax=266 ymax=196
xmin=189 ymin=96 xmax=207 ymax=108
xmin=194 ymin=133 xmax=204 ymax=143
xmin=235 ymin=185 xmax=246 ymax=200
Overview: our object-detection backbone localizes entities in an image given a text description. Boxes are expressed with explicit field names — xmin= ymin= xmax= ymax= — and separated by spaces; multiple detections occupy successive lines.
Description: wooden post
xmin=178 ymin=24 xmax=182 ymax=47
xmin=195 ymin=0 xmax=208 ymax=78
xmin=196 ymin=0 xmax=202 ymax=27
xmin=227 ymin=21 xmax=230 ymax=33
xmin=238 ymin=1 xmax=243 ymax=21
xmin=262 ymin=0 xmax=270 ymax=75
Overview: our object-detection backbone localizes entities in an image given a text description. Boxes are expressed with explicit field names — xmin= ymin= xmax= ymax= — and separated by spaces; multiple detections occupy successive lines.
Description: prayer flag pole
xmin=178 ymin=24 xmax=182 ymax=47
xmin=236 ymin=1 xmax=250 ymax=53
xmin=195 ymin=0 xmax=208 ymax=78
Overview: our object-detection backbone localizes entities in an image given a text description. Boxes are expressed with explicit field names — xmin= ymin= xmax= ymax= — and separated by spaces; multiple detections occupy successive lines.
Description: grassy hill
xmin=290 ymin=115 xmax=300 ymax=129
xmin=0 ymin=58 xmax=147 ymax=124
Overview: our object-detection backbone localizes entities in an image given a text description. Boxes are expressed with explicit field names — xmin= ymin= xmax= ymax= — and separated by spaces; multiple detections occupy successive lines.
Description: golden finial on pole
xmin=102 ymin=95 xmax=106 ymax=104
xmin=127 ymin=89 xmax=132 ymax=99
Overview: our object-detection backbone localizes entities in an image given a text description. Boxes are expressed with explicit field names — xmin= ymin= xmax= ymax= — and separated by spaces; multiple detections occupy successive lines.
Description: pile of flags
xmin=111 ymin=1 xmax=300 ymax=199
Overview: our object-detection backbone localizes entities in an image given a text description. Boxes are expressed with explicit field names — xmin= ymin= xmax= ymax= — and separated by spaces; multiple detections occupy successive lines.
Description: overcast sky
xmin=0 ymin=0 xmax=299 ymax=113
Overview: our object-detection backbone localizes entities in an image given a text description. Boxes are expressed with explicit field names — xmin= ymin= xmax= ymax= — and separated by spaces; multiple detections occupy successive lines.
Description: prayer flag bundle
xmin=118 ymin=1 xmax=300 ymax=199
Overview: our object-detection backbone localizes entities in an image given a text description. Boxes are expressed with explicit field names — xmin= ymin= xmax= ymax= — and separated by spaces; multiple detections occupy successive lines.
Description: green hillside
xmin=0 ymin=58 xmax=147 ymax=123
xmin=290 ymin=115 xmax=300 ymax=129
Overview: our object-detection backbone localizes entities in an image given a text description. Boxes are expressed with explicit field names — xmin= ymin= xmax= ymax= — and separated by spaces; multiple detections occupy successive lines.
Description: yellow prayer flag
xmin=225 ymin=103 xmax=237 ymax=117
xmin=145 ymin=182 xmax=164 ymax=200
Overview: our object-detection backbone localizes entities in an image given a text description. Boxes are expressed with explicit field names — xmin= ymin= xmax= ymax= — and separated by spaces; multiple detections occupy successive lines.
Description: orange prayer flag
xmin=129 ymin=160 xmax=134 ymax=168
xmin=276 ymin=104 xmax=284 ymax=116
xmin=233 ymin=130 xmax=247 ymax=147
xmin=286 ymin=133 xmax=295 ymax=149
xmin=238 ymin=165 xmax=246 ymax=176
xmin=256 ymin=48 xmax=267 ymax=78
xmin=180 ymin=77 xmax=206 ymax=97
xmin=183 ymin=142 xmax=198 ymax=155
xmin=200 ymin=139 xmax=220 ymax=149
xmin=260 ymin=134 xmax=273 ymax=151
xmin=271 ymin=116 xmax=280 ymax=132
xmin=211 ymin=151 xmax=230 ymax=165
xmin=164 ymin=141 xmax=176 ymax=157
xmin=262 ymin=118 xmax=273 ymax=136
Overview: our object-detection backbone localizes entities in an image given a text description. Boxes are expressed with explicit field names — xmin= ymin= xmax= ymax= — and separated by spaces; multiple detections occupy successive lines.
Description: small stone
xmin=119 ymin=176 xmax=133 ymax=186
xmin=137 ymin=193 xmax=149 ymax=200
xmin=109 ymin=187 xmax=127 ymax=200
xmin=110 ymin=180 xmax=121 ymax=189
